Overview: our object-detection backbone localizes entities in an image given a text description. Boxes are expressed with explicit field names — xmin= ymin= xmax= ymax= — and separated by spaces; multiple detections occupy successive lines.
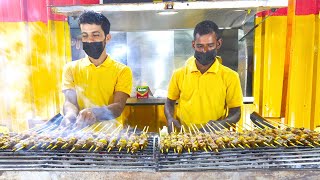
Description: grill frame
xmin=0 ymin=137 xmax=157 ymax=172
xmin=2 ymin=135 xmax=320 ymax=171
xmin=157 ymin=146 xmax=320 ymax=172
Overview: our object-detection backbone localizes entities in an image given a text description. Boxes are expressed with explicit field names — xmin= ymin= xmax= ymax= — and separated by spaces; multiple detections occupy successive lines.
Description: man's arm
xmin=76 ymin=91 xmax=129 ymax=128
xmin=61 ymin=89 xmax=79 ymax=127
xmin=164 ymin=98 xmax=181 ymax=132
xmin=92 ymin=91 xmax=129 ymax=120
xmin=209 ymin=106 xmax=241 ymax=129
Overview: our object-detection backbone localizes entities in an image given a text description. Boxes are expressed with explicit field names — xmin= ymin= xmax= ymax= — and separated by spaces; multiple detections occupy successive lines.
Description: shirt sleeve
xmin=62 ymin=63 xmax=75 ymax=91
xmin=115 ymin=66 xmax=133 ymax=96
xmin=167 ymin=70 xmax=181 ymax=100
xmin=225 ymin=72 xmax=243 ymax=108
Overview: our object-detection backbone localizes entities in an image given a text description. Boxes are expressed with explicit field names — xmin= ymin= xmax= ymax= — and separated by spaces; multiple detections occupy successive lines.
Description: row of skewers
xmin=160 ymin=120 xmax=320 ymax=154
xmin=0 ymin=123 xmax=150 ymax=153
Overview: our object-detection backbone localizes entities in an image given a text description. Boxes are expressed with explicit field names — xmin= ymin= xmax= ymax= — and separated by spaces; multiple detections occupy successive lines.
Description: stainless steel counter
xmin=126 ymin=97 xmax=254 ymax=105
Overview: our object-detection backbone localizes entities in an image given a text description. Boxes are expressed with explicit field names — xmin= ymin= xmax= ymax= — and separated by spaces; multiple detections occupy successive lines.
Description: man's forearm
xmin=63 ymin=101 xmax=79 ymax=116
xmin=164 ymin=99 xmax=175 ymax=121
xmin=91 ymin=104 xmax=123 ymax=120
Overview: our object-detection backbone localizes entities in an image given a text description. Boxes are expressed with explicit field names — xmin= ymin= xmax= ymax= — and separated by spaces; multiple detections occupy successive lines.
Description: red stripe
xmin=0 ymin=0 xmax=99 ymax=22
xmin=48 ymin=0 xmax=99 ymax=6
xmin=257 ymin=0 xmax=320 ymax=17
xmin=0 ymin=0 xmax=23 ymax=22
xmin=256 ymin=8 xmax=288 ymax=17
xmin=296 ymin=0 xmax=319 ymax=15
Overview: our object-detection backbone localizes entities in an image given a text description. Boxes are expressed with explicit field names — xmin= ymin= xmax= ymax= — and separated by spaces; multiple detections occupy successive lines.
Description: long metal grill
xmin=157 ymin=146 xmax=320 ymax=171
xmin=2 ymin=114 xmax=320 ymax=172
xmin=0 ymin=137 xmax=157 ymax=171
xmin=2 ymin=136 xmax=320 ymax=171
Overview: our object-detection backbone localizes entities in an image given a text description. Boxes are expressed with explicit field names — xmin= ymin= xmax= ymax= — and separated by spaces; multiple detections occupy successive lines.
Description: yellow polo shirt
xmin=167 ymin=56 xmax=243 ymax=126
xmin=62 ymin=55 xmax=133 ymax=123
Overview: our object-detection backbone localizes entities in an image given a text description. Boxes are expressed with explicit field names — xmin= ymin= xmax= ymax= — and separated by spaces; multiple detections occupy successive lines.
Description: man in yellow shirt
xmin=61 ymin=11 xmax=132 ymax=128
xmin=165 ymin=20 xmax=243 ymax=132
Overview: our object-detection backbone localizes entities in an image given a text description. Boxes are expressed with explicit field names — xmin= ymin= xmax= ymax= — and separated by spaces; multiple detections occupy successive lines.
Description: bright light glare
xmin=157 ymin=11 xmax=178 ymax=15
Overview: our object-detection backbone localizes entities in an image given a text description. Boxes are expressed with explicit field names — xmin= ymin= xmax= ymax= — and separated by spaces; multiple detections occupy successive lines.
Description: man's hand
xmin=76 ymin=108 xmax=97 ymax=128
xmin=60 ymin=113 xmax=77 ymax=127
xmin=168 ymin=118 xmax=181 ymax=133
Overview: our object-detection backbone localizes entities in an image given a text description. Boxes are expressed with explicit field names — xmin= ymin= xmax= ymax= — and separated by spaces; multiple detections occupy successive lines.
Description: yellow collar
xmin=82 ymin=55 xmax=112 ymax=67
xmin=188 ymin=56 xmax=221 ymax=73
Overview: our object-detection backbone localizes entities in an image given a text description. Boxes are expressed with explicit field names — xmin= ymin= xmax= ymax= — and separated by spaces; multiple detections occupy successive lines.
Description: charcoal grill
xmin=1 ymin=136 xmax=320 ymax=172
xmin=0 ymin=136 xmax=157 ymax=172
xmin=2 ymin=114 xmax=320 ymax=173
xmin=157 ymin=146 xmax=320 ymax=171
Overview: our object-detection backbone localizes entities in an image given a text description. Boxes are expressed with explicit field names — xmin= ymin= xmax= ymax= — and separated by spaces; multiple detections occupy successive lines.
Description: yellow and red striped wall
xmin=0 ymin=0 xmax=99 ymax=132
xmin=254 ymin=0 xmax=320 ymax=129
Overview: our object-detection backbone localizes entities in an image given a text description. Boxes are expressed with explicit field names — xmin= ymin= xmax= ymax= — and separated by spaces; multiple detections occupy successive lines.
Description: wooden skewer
xmin=200 ymin=124 xmax=207 ymax=133
xmin=13 ymin=146 xmax=24 ymax=152
xmin=263 ymin=142 xmax=271 ymax=147
xmin=133 ymin=125 xmax=137 ymax=134
xmin=88 ymin=145 xmax=94 ymax=152
xmin=217 ymin=123 xmax=229 ymax=130
xmin=190 ymin=124 xmax=197 ymax=134
xmin=260 ymin=119 xmax=282 ymax=129
xmin=46 ymin=144 xmax=53 ymax=149
xmin=172 ymin=122 xmax=175 ymax=133
xmin=238 ymin=144 xmax=245 ymax=149
xmin=255 ymin=120 xmax=272 ymax=129
xmin=188 ymin=126 xmax=192 ymax=135
xmin=61 ymin=143 xmax=69 ymax=149
xmin=145 ymin=126 xmax=149 ymax=133
xmin=296 ymin=141 xmax=304 ymax=145
xmin=125 ymin=126 xmax=130 ymax=135
xmin=205 ymin=124 xmax=214 ymax=133
xmin=226 ymin=122 xmax=236 ymax=131
xmin=51 ymin=144 xmax=59 ymax=150
xmin=95 ymin=122 xmax=110 ymax=134
xmin=313 ymin=141 xmax=320 ymax=146
xmin=289 ymin=142 xmax=296 ymax=147
xmin=211 ymin=123 xmax=222 ymax=131
xmin=28 ymin=145 xmax=36 ymax=151
xmin=308 ymin=143 xmax=315 ymax=148
xmin=273 ymin=140 xmax=282 ymax=146
xmin=90 ymin=122 xmax=103 ymax=132
xmin=69 ymin=147 xmax=76 ymax=153
xmin=192 ymin=124 xmax=200 ymax=133
xmin=267 ymin=119 xmax=289 ymax=128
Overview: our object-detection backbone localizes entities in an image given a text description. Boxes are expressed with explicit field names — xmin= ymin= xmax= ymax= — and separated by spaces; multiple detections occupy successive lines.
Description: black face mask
xmin=82 ymin=41 xmax=105 ymax=59
xmin=194 ymin=49 xmax=217 ymax=66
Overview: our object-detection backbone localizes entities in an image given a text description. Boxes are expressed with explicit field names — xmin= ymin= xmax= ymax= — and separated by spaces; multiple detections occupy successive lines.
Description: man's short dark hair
xmin=78 ymin=11 xmax=111 ymax=36
xmin=193 ymin=20 xmax=222 ymax=40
